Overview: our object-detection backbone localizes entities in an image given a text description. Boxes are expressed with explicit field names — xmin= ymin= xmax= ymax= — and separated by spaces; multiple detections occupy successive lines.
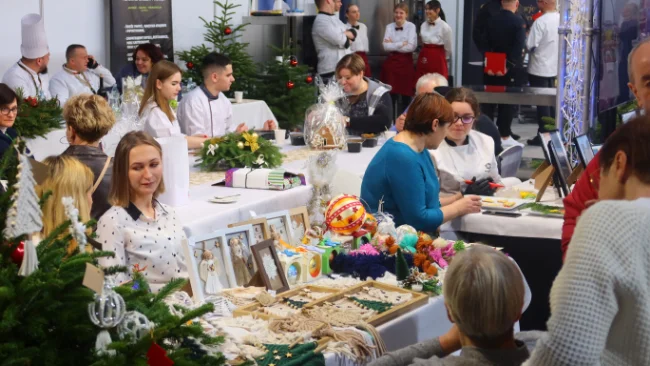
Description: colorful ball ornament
xmin=290 ymin=59 xmax=298 ymax=67
xmin=224 ymin=27 xmax=232 ymax=35
xmin=186 ymin=62 xmax=194 ymax=70
xmin=305 ymin=75 xmax=313 ymax=84
xmin=10 ymin=241 xmax=25 ymax=265
xmin=396 ymin=224 xmax=417 ymax=244
xmin=286 ymin=81 xmax=295 ymax=89
xmin=325 ymin=194 xmax=367 ymax=235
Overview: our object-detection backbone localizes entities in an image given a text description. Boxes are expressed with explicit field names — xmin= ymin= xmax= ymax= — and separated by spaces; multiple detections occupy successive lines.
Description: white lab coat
xmin=431 ymin=130 xmax=502 ymax=194
xmin=177 ymin=87 xmax=234 ymax=137
xmin=49 ymin=65 xmax=116 ymax=106
xmin=140 ymin=100 xmax=183 ymax=138
xmin=312 ymin=13 xmax=352 ymax=75
xmin=2 ymin=61 xmax=51 ymax=99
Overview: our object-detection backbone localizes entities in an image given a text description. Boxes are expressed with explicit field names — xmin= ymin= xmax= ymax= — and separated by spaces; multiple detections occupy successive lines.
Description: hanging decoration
xmin=147 ymin=342 xmax=174 ymax=366
xmin=224 ymin=26 xmax=232 ymax=35
xmin=289 ymin=57 xmax=298 ymax=67
xmin=10 ymin=241 xmax=25 ymax=265
xmin=305 ymin=75 xmax=313 ymax=84
xmin=87 ymin=278 xmax=126 ymax=356
xmin=117 ymin=311 xmax=154 ymax=342
xmin=325 ymin=194 xmax=367 ymax=236
xmin=306 ymin=152 xmax=338 ymax=227
xmin=62 ymin=196 xmax=88 ymax=253
xmin=286 ymin=81 xmax=295 ymax=90
xmin=186 ymin=62 xmax=194 ymax=70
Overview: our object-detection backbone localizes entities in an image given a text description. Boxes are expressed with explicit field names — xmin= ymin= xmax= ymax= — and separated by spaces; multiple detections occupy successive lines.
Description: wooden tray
xmin=232 ymin=285 xmax=341 ymax=318
xmin=305 ymin=280 xmax=429 ymax=327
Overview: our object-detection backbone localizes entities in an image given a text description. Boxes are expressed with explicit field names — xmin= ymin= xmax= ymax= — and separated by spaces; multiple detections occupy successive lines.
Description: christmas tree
xmin=254 ymin=46 xmax=317 ymax=130
xmin=0 ymin=144 xmax=226 ymax=365
xmin=395 ymin=248 xmax=409 ymax=282
xmin=177 ymin=0 xmax=257 ymax=96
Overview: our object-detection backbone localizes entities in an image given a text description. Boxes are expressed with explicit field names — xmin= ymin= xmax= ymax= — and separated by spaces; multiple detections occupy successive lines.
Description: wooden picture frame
xmin=183 ymin=232 xmax=236 ymax=303
xmin=229 ymin=218 xmax=270 ymax=245
xmin=288 ymin=206 xmax=310 ymax=245
xmin=251 ymin=239 xmax=290 ymax=293
xmin=222 ymin=225 xmax=257 ymax=288
xmin=260 ymin=210 xmax=294 ymax=246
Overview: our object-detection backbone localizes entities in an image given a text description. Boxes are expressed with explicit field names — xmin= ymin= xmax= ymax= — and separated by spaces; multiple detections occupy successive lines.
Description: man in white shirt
xmin=50 ymin=45 xmax=116 ymax=106
xmin=312 ymin=0 xmax=356 ymax=80
xmin=526 ymin=0 xmax=560 ymax=146
xmin=2 ymin=14 xmax=52 ymax=99
xmin=178 ymin=53 xmax=275 ymax=137
xmin=346 ymin=4 xmax=372 ymax=77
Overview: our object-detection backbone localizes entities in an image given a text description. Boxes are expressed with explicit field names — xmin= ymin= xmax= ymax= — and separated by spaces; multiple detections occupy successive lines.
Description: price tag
xmin=82 ymin=263 xmax=105 ymax=294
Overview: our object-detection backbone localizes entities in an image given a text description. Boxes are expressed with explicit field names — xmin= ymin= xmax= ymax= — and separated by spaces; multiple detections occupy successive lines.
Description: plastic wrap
xmin=304 ymin=78 xmax=348 ymax=149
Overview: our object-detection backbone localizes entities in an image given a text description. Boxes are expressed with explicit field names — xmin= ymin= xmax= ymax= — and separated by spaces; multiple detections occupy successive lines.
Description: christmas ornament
xmin=290 ymin=58 xmax=298 ymax=67
xmin=186 ymin=62 xmax=194 ymax=70
xmin=325 ymin=194 xmax=367 ymax=235
xmin=88 ymin=279 xmax=126 ymax=356
xmin=305 ymin=75 xmax=314 ymax=84
xmin=117 ymin=311 xmax=153 ymax=342
xmin=147 ymin=342 xmax=174 ymax=366
xmin=62 ymin=197 xmax=88 ymax=252
xmin=286 ymin=81 xmax=295 ymax=90
xmin=237 ymin=141 xmax=245 ymax=149
xmin=224 ymin=27 xmax=232 ymax=35
xmin=306 ymin=152 xmax=337 ymax=226
xmin=10 ymin=241 xmax=24 ymax=265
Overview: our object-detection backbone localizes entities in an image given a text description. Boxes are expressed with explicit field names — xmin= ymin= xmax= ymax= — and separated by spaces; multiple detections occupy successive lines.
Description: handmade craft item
xmin=325 ymin=194 xmax=367 ymax=236
xmin=87 ymin=278 xmax=126 ymax=356
xmin=224 ymin=168 xmax=305 ymax=190
xmin=199 ymin=250 xmax=226 ymax=295
xmin=306 ymin=152 xmax=337 ymax=227
xmin=197 ymin=131 xmax=283 ymax=172
xmin=230 ymin=235 xmax=254 ymax=285
xmin=304 ymin=79 xmax=348 ymax=149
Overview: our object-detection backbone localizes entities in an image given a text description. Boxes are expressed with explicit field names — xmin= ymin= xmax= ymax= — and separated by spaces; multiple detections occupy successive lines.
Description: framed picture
xmin=251 ymin=239 xmax=290 ymax=293
xmin=183 ymin=232 xmax=236 ymax=303
xmin=573 ymin=134 xmax=594 ymax=168
xmin=223 ymin=226 xmax=257 ymax=287
xmin=261 ymin=210 xmax=293 ymax=246
xmin=288 ymin=206 xmax=310 ymax=245
xmin=548 ymin=140 xmax=571 ymax=197
xmin=229 ymin=218 xmax=270 ymax=245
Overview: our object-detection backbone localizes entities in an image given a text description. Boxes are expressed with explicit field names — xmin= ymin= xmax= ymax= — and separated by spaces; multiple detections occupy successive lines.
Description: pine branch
xmin=153 ymin=277 xmax=187 ymax=304
xmin=103 ymin=265 xmax=128 ymax=276
xmin=178 ymin=303 xmax=215 ymax=325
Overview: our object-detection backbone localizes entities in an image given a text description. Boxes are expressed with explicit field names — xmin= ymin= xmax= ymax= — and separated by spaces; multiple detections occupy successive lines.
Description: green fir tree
xmin=395 ymin=248 xmax=409 ymax=281
xmin=177 ymin=0 xmax=257 ymax=96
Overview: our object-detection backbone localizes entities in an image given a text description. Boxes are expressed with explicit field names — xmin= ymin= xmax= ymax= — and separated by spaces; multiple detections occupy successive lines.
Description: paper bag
xmin=155 ymin=136 xmax=190 ymax=206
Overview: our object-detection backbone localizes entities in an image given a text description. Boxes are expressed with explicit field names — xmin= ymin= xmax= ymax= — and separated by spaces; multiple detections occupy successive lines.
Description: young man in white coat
xmin=177 ymin=53 xmax=275 ymax=137
xmin=312 ymin=0 xmax=357 ymax=81
xmin=2 ymin=14 xmax=52 ymax=99
xmin=50 ymin=45 xmax=116 ymax=106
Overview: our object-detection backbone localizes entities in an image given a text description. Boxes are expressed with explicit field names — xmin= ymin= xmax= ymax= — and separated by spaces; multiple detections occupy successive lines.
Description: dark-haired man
xmin=312 ymin=0 xmax=356 ymax=80
xmin=50 ymin=44 xmax=115 ymax=105
xmin=177 ymin=53 xmax=275 ymax=137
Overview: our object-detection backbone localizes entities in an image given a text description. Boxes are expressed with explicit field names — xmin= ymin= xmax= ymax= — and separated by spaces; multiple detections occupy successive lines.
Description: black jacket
xmin=62 ymin=145 xmax=113 ymax=220
xmin=473 ymin=0 xmax=530 ymax=54
xmin=484 ymin=9 xmax=527 ymax=69
xmin=0 ymin=128 xmax=18 ymax=159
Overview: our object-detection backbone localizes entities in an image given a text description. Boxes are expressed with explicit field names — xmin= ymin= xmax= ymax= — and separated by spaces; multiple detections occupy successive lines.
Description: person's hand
xmin=395 ymin=114 xmax=406 ymax=132
xmin=464 ymin=177 xmax=497 ymax=196
xmin=496 ymin=70 xmax=504 ymax=77
xmin=235 ymin=123 xmax=248 ymax=133
xmin=384 ymin=37 xmax=393 ymax=43
xmin=439 ymin=324 xmax=462 ymax=355
xmin=453 ymin=195 xmax=482 ymax=216
xmin=486 ymin=69 xmax=495 ymax=76
xmin=263 ymin=120 xmax=277 ymax=130
xmin=402 ymin=41 xmax=409 ymax=47
xmin=345 ymin=31 xmax=355 ymax=40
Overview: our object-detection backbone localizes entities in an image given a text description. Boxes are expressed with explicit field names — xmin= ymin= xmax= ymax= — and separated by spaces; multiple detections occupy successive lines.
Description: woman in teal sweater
xmin=361 ymin=93 xmax=482 ymax=232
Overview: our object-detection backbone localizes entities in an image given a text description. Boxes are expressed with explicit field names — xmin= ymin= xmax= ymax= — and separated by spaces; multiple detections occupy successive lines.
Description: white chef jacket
xmin=312 ymin=12 xmax=353 ymax=75
xmin=347 ymin=22 xmax=369 ymax=53
xmin=140 ymin=100 xmax=183 ymax=138
xmin=177 ymin=87 xmax=233 ymax=137
xmin=49 ymin=65 xmax=116 ymax=106
xmin=420 ymin=19 xmax=453 ymax=58
xmin=431 ymin=130 xmax=502 ymax=194
xmin=2 ymin=61 xmax=51 ymax=99
xmin=383 ymin=22 xmax=417 ymax=53
xmin=527 ymin=12 xmax=560 ymax=77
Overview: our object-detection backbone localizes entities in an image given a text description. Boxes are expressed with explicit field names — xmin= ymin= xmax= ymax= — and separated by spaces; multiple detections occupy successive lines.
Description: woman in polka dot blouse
xmin=96 ymin=131 xmax=188 ymax=292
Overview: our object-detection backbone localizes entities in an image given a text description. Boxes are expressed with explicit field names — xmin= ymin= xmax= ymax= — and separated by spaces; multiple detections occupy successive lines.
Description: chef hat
xmin=20 ymin=13 xmax=49 ymax=59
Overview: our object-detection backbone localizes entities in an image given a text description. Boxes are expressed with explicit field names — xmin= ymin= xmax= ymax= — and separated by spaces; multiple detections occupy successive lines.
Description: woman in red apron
xmin=381 ymin=2 xmax=417 ymax=110
xmin=346 ymin=4 xmax=372 ymax=78
xmin=416 ymin=1 xmax=452 ymax=80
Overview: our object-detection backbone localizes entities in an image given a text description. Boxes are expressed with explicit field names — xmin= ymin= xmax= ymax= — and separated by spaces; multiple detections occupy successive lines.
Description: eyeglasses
xmin=0 ymin=107 xmax=18 ymax=116
xmin=454 ymin=115 xmax=475 ymax=124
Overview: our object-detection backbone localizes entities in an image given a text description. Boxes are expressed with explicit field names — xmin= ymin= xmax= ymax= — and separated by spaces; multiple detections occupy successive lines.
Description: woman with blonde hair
xmin=96 ymin=131 xmax=188 ymax=292
xmin=371 ymin=245 xmax=533 ymax=366
xmin=38 ymin=155 xmax=94 ymax=240
xmin=138 ymin=60 xmax=207 ymax=149
xmin=62 ymin=94 xmax=115 ymax=219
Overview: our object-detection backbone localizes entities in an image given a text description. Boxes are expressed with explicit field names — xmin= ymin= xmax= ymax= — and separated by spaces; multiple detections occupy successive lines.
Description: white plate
xmin=209 ymin=197 xmax=239 ymax=204
xmin=479 ymin=196 xmax=529 ymax=211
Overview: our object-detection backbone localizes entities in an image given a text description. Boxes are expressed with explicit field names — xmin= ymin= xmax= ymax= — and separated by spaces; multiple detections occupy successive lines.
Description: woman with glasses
xmin=431 ymin=87 xmax=505 ymax=196
xmin=0 ymin=84 xmax=20 ymax=158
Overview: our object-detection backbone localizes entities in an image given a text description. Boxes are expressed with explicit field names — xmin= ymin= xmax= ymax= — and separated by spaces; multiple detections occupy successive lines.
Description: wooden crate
xmin=305 ymin=280 xmax=429 ymax=327
xmin=232 ymin=285 xmax=342 ymax=318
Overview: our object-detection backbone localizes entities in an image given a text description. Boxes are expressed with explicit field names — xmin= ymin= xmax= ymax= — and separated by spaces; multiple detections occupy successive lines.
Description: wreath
xmin=196 ymin=131 xmax=284 ymax=171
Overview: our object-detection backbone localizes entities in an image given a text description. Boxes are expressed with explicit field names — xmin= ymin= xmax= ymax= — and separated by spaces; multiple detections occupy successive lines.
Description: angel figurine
xmin=229 ymin=236 xmax=253 ymax=286
xmin=199 ymin=250 xmax=225 ymax=294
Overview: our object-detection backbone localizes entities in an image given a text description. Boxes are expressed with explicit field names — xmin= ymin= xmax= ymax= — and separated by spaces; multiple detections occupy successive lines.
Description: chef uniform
xmin=347 ymin=21 xmax=371 ymax=77
xmin=177 ymin=86 xmax=234 ymax=137
xmin=417 ymin=19 xmax=452 ymax=80
xmin=2 ymin=14 xmax=51 ymax=99
xmin=431 ymin=130 xmax=502 ymax=195
xmin=381 ymin=21 xmax=417 ymax=97
xmin=140 ymin=100 xmax=184 ymax=139
xmin=312 ymin=11 xmax=354 ymax=79
xmin=50 ymin=63 xmax=116 ymax=106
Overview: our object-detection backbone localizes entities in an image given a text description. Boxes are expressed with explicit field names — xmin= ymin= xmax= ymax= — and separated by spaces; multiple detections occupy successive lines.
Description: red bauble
xmin=305 ymin=75 xmax=314 ymax=84
xmin=147 ymin=343 xmax=174 ymax=366
xmin=10 ymin=242 xmax=25 ymax=265
xmin=186 ymin=62 xmax=194 ymax=70
xmin=224 ymin=27 xmax=232 ymax=35
xmin=286 ymin=81 xmax=295 ymax=89
xmin=290 ymin=59 xmax=298 ymax=67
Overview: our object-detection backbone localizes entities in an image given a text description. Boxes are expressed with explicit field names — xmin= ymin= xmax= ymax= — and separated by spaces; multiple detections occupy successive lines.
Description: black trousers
xmin=391 ymin=94 xmax=412 ymax=119
xmin=528 ymin=74 xmax=556 ymax=132
xmin=481 ymin=72 xmax=517 ymax=138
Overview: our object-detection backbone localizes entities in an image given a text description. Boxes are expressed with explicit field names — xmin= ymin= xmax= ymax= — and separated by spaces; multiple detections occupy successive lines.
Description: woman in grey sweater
xmin=370 ymin=245 xmax=532 ymax=366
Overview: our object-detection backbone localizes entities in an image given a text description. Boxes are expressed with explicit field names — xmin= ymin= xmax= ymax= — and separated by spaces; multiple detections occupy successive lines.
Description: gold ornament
xmin=252 ymin=132 xmax=259 ymax=139
xmin=242 ymin=132 xmax=260 ymax=152
xmin=274 ymin=355 xmax=281 ymax=360
xmin=237 ymin=141 xmax=244 ymax=149
xmin=286 ymin=353 xmax=293 ymax=358
xmin=273 ymin=350 xmax=278 ymax=354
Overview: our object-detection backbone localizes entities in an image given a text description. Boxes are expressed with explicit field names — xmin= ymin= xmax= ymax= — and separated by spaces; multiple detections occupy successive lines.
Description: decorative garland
xmin=257 ymin=343 xmax=325 ymax=366
xmin=349 ymin=296 xmax=393 ymax=314
xmin=196 ymin=131 xmax=283 ymax=171
xmin=14 ymin=89 xmax=63 ymax=139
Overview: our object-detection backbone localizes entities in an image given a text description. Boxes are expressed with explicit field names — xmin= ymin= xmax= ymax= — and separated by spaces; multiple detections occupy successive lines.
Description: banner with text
xmin=109 ymin=0 xmax=174 ymax=75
